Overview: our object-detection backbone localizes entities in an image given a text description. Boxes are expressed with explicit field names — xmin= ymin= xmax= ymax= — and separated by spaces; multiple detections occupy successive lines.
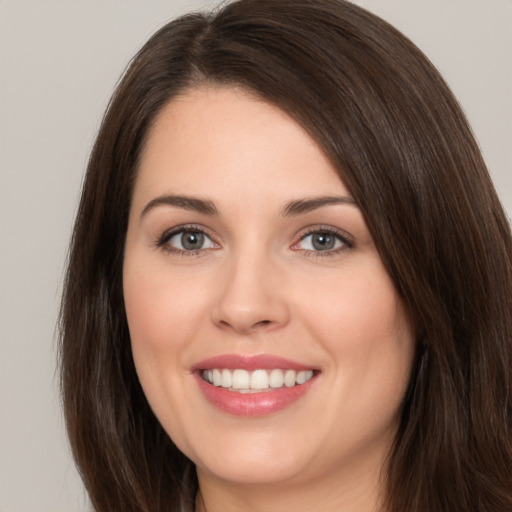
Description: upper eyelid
xmin=296 ymin=225 xmax=354 ymax=244
xmin=292 ymin=229 xmax=354 ymax=258
xmin=157 ymin=224 xmax=217 ymax=246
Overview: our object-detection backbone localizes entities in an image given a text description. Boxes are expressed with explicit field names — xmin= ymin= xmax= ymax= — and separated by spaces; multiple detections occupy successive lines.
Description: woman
xmin=59 ymin=0 xmax=512 ymax=511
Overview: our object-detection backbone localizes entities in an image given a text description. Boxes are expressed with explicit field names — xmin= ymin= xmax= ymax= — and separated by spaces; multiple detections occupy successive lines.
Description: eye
xmin=292 ymin=228 xmax=353 ymax=255
xmin=158 ymin=227 xmax=218 ymax=254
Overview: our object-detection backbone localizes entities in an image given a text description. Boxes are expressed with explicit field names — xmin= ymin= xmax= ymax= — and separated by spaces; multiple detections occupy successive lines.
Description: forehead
xmin=133 ymin=85 xmax=348 ymax=212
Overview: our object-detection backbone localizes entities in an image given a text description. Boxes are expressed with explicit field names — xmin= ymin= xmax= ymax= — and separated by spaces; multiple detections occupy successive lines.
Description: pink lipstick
xmin=192 ymin=354 xmax=318 ymax=416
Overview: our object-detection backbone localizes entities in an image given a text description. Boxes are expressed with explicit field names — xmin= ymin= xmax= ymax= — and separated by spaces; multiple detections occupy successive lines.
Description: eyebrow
xmin=281 ymin=195 xmax=358 ymax=216
xmin=141 ymin=194 xmax=219 ymax=218
xmin=140 ymin=193 xmax=357 ymax=219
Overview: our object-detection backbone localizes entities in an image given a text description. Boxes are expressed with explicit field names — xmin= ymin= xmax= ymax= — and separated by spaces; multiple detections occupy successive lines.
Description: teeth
xmin=284 ymin=369 xmax=296 ymax=387
xmin=269 ymin=369 xmax=284 ymax=388
xmin=221 ymin=369 xmax=232 ymax=388
xmin=202 ymin=368 xmax=314 ymax=392
xmin=212 ymin=369 xmax=222 ymax=386
xmin=296 ymin=370 xmax=307 ymax=384
xmin=232 ymin=369 xmax=250 ymax=390
xmin=250 ymin=369 xmax=269 ymax=390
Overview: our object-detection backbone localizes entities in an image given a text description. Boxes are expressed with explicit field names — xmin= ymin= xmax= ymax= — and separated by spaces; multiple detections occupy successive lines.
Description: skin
xmin=123 ymin=85 xmax=416 ymax=512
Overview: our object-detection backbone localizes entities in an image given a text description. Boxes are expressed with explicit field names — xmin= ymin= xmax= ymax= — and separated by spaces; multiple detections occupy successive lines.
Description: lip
xmin=191 ymin=354 xmax=314 ymax=372
xmin=191 ymin=354 xmax=318 ymax=417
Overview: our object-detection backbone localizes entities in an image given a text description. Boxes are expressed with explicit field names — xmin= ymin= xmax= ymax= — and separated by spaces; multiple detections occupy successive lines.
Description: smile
xmin=201 ymin=368 xmax=315 ymax=392
xmin=193 ymin=355 xmax=319 ymax=416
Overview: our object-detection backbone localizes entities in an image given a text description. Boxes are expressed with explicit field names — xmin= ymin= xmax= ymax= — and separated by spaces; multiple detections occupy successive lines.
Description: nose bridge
xmin=212 ymin=242 xmax=289 ymax=334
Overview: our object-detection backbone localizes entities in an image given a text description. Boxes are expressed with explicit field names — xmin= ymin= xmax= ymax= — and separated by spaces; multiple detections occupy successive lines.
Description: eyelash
xmin=155 ymin=225 xmax=354 ymax=257
xmin=293 ymin=226 xmax=354 ymax=257
xmin=155 ymin=224 xmax=218 ymax=256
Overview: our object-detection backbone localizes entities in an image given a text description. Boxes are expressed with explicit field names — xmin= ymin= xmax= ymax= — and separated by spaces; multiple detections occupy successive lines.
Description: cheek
xmin=123 ymin=258 xmax=210 ymax=356
xmin=298 ymin=258 xmax=414 ymax=395
xmin=122 ymin=256 xmax=211 ymax=446
xmin=122 ymin=257 xmax=219 ymax=431
xmin=303 ymin=262 xmax=409 ymax=338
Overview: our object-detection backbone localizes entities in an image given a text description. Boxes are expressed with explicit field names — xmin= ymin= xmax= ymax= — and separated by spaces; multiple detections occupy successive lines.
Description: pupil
xmin=312 ymin=233 xmax=335 ymax=251
xmin=182 ymin=231 xmax=204 ymax=250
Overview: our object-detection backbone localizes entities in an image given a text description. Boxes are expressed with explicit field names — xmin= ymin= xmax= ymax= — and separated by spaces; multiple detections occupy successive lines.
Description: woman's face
xmin=123 ymin=86 xmax=415 ymax=490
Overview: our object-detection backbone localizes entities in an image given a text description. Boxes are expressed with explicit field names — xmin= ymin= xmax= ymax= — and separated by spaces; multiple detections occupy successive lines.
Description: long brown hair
xmin=59 ymin=1 xmax=512 ymax=510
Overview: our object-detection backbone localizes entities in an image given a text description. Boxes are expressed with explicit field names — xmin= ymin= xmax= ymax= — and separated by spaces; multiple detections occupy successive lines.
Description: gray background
xmin=0 ymin=1 xmax=510 ymax=511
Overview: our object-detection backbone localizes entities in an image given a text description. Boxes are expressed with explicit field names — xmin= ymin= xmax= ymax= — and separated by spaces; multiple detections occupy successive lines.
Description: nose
xmin=211 ymin=251 xmax=290 ymax=335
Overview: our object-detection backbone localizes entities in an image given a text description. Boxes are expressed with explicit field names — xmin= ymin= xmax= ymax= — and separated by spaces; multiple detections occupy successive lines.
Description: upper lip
xmin=191 ymin=354 xmax=317 ymax=372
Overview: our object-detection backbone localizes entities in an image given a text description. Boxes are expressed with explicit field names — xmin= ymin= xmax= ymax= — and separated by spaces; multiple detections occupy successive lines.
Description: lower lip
xmin=195 ymin=374 xmax=316 ymax=417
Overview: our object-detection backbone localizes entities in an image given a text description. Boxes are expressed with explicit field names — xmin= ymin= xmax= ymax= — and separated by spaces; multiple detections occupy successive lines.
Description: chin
xmin=196 ymin=454 xmax=307 ymax=486
xmin=186 ymin=430 xmax=315 ymax=486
